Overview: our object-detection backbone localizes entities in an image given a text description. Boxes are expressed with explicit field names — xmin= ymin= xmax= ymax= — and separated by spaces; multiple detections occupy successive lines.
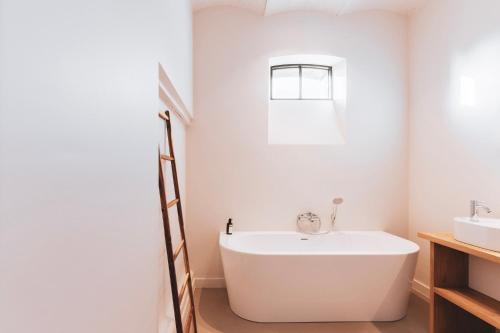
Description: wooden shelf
xmin=418 ymin=232 xmax=500 ymax=265
xmin=419 ymin=231 xmax=500 ymax=333
xmin=434 ymin=287 xmax=500 ymax=328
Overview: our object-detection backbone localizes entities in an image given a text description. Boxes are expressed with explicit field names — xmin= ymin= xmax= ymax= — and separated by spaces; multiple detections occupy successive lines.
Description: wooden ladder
xmin=158 ymin=110 xmax=198 ymax=333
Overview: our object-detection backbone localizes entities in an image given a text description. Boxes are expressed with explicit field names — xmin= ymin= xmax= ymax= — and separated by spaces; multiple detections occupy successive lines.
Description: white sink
xmin=454 ymin=217 xmax=500 ymax=252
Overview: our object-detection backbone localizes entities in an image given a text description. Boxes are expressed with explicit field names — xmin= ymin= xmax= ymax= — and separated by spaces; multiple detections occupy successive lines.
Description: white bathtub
xmin=219 ymin=231 xmax=419 ymax=323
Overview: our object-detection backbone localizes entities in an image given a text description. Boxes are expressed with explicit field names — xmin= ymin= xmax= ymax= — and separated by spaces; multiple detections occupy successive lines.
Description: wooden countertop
xmin=418 ymin=232 xmax=500 ymax=265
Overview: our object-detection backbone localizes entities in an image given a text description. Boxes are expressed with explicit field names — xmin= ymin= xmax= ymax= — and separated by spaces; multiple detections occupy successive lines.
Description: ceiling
xmin=192 ymin=0 xmax=430 ymax=16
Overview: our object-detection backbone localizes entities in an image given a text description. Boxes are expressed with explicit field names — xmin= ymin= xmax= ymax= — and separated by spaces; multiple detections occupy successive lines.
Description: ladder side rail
xmin=165 ymin=111 xmax=198 ymax=332
xmin=158 ymin=154 xmax=184 ymax=333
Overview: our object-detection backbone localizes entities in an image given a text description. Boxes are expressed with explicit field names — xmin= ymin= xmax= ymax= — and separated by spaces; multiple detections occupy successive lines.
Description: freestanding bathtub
xmin=220 ymin=231 xmax=419 ymax=323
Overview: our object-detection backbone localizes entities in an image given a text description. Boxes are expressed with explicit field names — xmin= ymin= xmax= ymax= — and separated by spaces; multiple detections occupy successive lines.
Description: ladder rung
xmin=178 ymin=273 xmax=190 ymax=304
xmin=173 ymin=239 xmax=185 ymax=260
xmin=160 ymin=154 xmax=174 ymax=161
xmin=158 ymin=112 xmax=169 ymax=121
xmin=184 ymin=308 xmax=193 ymax=333
xmin=166 ymin=198 xmax=179 ymax=208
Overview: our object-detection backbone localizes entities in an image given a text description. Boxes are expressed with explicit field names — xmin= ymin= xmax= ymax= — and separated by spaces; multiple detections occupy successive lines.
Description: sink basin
xmin=454 ymin=217 xmax=500 ymax=252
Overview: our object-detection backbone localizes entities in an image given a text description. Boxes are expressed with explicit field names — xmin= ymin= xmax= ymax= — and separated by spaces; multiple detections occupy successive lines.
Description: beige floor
xmin=195 ymin=288 xmax=429 ymax=333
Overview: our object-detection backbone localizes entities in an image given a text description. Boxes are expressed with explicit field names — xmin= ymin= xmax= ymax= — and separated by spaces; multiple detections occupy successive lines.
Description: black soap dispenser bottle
xmin=226 ymin=218 xmax=233 ymax=235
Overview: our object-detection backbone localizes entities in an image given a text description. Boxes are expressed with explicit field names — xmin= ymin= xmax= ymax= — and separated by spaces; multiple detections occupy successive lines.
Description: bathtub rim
xmin=219 ymin=230 xmax=420 ymax=257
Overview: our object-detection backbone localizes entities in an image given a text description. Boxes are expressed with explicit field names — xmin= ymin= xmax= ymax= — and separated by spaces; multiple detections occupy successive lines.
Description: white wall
xmin=0 ymin=1 xmax=192 ymax=332
xmin=188 ymin=7 xmax=409 ymax=282
xmin=409 ymin=0 xmax=500 ymax=300
xmin=164 ymin=1 xmax=194 ymax=113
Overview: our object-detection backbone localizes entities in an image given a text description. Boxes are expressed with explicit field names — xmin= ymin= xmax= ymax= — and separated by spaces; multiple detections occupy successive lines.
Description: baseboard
xmin=193 ymin=277 xmax=226 ymax=289
xmin=411 ymin=278 xmax=430 ymax=302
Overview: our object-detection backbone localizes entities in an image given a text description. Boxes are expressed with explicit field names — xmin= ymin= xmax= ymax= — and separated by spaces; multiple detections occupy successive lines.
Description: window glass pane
xmin=301 ymin=67 xmax=330 ymax=99
xmin=272 ymin=67 xmax=300 ymax=99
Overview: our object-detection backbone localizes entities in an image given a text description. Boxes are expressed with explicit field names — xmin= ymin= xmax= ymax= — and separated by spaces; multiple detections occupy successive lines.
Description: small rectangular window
xmin=271 ymin=66 xmax=300 ymax=99
xmin=271 ymin=64 xmax=332 ymax=100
